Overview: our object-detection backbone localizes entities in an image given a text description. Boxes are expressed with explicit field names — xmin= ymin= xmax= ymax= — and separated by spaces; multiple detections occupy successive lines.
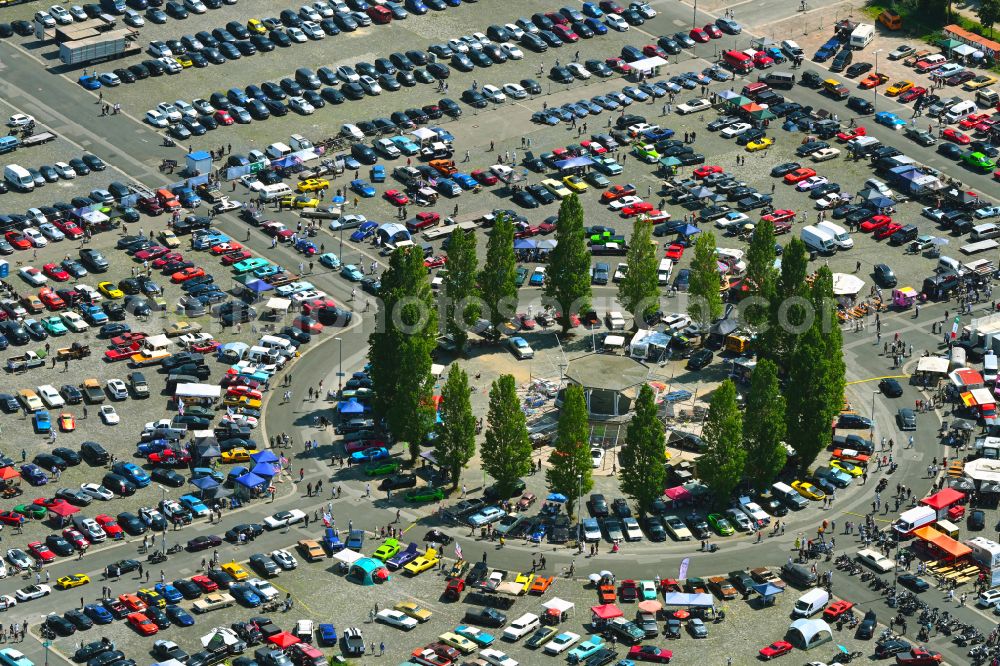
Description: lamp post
xmin=158 ymin=485 xmax=168 ymax=553
xmin=335 ymin=336 xmax=344 ymax=391
xmin=870 ymin=389 xmax=880 ymax=445
xmin=692 ymin=0 xmax=697 ymax=30
xmin=576 ymin=474 xmax=583 ymax=543
xmin=873 ymin=49 xmax=883 ymax=114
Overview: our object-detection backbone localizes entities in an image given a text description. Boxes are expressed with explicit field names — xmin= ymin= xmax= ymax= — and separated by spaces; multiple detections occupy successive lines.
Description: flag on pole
xmin=454 ymin=544 xmax=463 ymax=560
xmin=177 ymin=400 xmax=185 ymax=416
xmin=227 ymin=405 xmax=235 ymax=418
xmin=322 ymin=512 xmax=331 ymax=527
xmin=951 ymin=315 xmax=960 ymax=339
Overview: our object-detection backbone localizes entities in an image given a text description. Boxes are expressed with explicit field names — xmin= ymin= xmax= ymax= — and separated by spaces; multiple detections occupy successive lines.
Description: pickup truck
xmin=81 ymin=378 xmax=106 ymax=404
xmin=7 ymin=351 xmax=46 ymax=373
xmin=57 ymin=343 xmax=91 ymax=361
xmin=192 ymin=592 xmax=235 ymax=614
xmin=19 ymin=132 xmax=57 ymax=148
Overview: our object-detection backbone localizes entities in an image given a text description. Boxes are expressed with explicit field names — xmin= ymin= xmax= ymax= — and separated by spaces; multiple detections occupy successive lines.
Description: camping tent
xmin=349 ymin=557 xmax=390 ymax=585
xmin=788 ymin=619 xmax=833 ymax=650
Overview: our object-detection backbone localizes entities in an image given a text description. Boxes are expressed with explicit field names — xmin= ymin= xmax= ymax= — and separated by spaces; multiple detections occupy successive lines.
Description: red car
xmin=0 ymin=511 xmax=25 ymax=526
xmin=836 ymin=126 xmax=867 ymax=142
xmin=538 ymin=221 xmax=557 ymax=234
xmin=385 ymin=189 xmax=409 ymax=206
xmin=95 ymin=515 xmax=124 ymax=539
xmin=665 ymin=244 xmax=685 ymax=260
xmin=152 ymin=252 xmax=183 ymax=269
xmin=515 ymin=224 xmax=541 ymax=239
xmin=191 ymin=575 xmax=218 ymax=592
xmin=39 ymin=288 xmax=66 ymax=310
xmin=172 ymin=267 xmax=206 ymax=283
xmin=302 ymin=297 xmax=336 ymax=316
xmin=875 ymin=221 xmax=903 ymax=240
xmin=210 ymin=241 xmax=243 ymax=255
xmin=545 ymin=10 xmax=568 ymax=25
xmin=471 ymin=169 xmax=497 ymax=185
xmin=762 ymin=209 xmax=795 ymax=224
xmin=219 ymin=249 xmax=250 ymax=265
xmin=642 ymin=44 xmax=667 ymax=58
xmin=759 ymin=641 xmax=793 ymax=660
xmin=628 ymin=645 xmax=673 ymax=662
xmin=689 ymin=27 xmax=709 ymax=43
xmin=104 ymin=345 xmax=137 ymax=362
xmin=942 ymin=128 xmax=971 ymax=144
xmin=147 ymin=449 xmax=192 ymax=466
xmin=53 ymin=219 xmax=84 ymax=238
xmin=128 ymin=612 xmax=158 ymax=636
xmin=783 ymin=167 xmax=816 ymax=183
xmin=694 ymin=165 xmax=723 ymax=178
xmin=621 ymin=201 xmax=654 ymax=217
xmin=959 ymin=113 xmax=990 ymax=130
xmin=345 ymin=439 xmax=388 ymax=454
xmin=704 ymin=23 xmax=722 ymax=38
xmin=406 ymin=211 xmax=440 ymax=230
xmin=134 ymin=246 xmax=168 ymax=261
xmin=605 ymin=57 xmax=631 ymax=74
xmin=823 ymin=599 xmax=855 ymax=620
xmin=214 ymin=109 xmax=234 ymax=125
xmin=601 ymin=183 xmax=637 ymax=202
xmin=619 ymin=579 xmax=638 ymax=601
xmin=27 ymin=541 xmax=56 ymax=563
xmin=293 ymin=316 xmax=323 ymax=333
xmin=580 ymin=140 xmax=607 ymax=155
xmin=895 ymin=648 xmax=942 ymax=665
xmin=754 ymin=51 xmax=774 ymax=68
xmin=860 ymin=215 xmax=892 ymax=232
xmin=898 ymin=86 xmax=927 ymax=103
xmin=138 ymin=197 xmax=164 ymax=216
xmin=424 ymin=255 xmax=447 ymax=270
xmin=5 ymin=231 xmax=31 ymax=250
xmin=599 ymin=1 xmax=624 ymax=13
xmin=553 ymin=24 xmax=579 ymax=42
xmin=557 ymin=312 xmax=581 ymax=327
xmin=42 ymin=263 xmax=71 ymax=281
xmin=111 ymin=331 xmax=146 ymax=346
xmin=62 ymin=527 xmax=89 ymax=549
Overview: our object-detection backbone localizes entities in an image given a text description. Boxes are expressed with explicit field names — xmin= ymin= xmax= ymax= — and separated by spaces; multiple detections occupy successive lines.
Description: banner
xmin=678 ymin=557 xmax=690 ymax=580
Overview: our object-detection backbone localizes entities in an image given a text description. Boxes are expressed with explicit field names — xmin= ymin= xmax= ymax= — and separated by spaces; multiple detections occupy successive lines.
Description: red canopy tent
xmin=590 ymin=604 xmax=623 ymax=620
xmin=920 ymin=487 xmax=967 ymax=520
xmin=267 ymin=632 xmax=301 ymax=649
xmin=46 ymin=503 xmax=79 ymax=517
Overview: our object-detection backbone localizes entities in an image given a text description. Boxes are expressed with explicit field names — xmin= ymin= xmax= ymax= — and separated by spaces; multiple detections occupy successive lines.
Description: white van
xmin=817 ymin=222 xmax=853 ymax=249
xmin=247 ymin=345 xmax=284 ymax=367
xmin=937 ymin=255 xmax=962 ymax=274
xmin=258 ymin=183 xmax=293 ymax=202
xmin=849 ymin=24 xmax=875 ymax=49
xmin=945 ymin=100 xmax=977 ymax=123
xmin=265 ymin=142 xmax=292 ymax=160
xmin=893 ymin=505 xmax=936 ymax=536
xmin=792 ymin=588 xmax=829 ymax=617
xmin=259 ymin=334 xmax=295 ymax=356
xmin=288 ymin=134 xmax=314 ymax=151
xmin=657 ymin=258 xmax=673 ymax=285
xmin=972 ymin=224 xmax=1000 ymax=241
xmin=4 ymin=164 xmax=34 ymax=191
xmin=780 ymin=39 xmax=803 ymax=58
xmin=976 ymin=89 xmax=999 ymax=108
xmin=801 ymin=225 xmax=837 ymax=254
xmin=985 ymin=352 xmax=998 ymax=384
xmin=502 ymin=613 xmax=540 ymax=641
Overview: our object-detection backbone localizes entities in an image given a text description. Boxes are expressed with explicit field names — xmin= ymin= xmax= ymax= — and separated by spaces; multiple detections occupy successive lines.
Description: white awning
xmin=628 ymin=56 xmax=667 ymax=73
xmin=411 ymin=127 xmax=436 ymax=141
xmin=831 ymin=273 xmax=865 ymax=296
xmin=175 ymin=383 xmax=222 ymax=399
xmin=431 ymin=363 xmax=446 ymax=378
xmin=333 ymin=548 xmax=363 ymax=564
xmin=966 ymin=458 xmax=1000 ymax=482
xmin=144 ymin=334 xmax=172 ymax=349
xmin=265 ymin=297 xmax=290 ymax=312
xmin=917 ymin=356 xmax=949 ymax=374
xmin=954 ymin=44 xmax=977 ymax=56
xmin=542 ymin=597 xmax=575 ymax=613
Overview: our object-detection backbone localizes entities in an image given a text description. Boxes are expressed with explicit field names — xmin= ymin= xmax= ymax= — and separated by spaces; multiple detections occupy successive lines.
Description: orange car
xmin=598 ymin=583 xmax=616 ymax=603
xmin=127 ymin=612 xmax=158 ymax=636
xmin=118 ymin=593 xmax=147 ymax=612
xmin=171 ymin=267 xmax=206 ymax=283
xmin=832 ymin=449 xmax=870 ymax=464
xmin=859 ymin=73 xmax=888 ymax=89
xmin=530 ymin=576 xmax=553 ymax=594
xmin=823 ymin=599 xmax=855 ymax=620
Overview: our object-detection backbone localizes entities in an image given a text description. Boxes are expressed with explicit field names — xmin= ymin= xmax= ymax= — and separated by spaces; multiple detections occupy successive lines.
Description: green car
xmin=41 ymin=316 xmax=68 ymax=336
xmin=633 ymin=144 xmax=660 ymax=163
xmin=365 ymin=460 xmax=400 ymax=477
xmin=963 ymin=151 xmax=997 ymax=171
xmin=373 ymin=537 xmax=401 ymax=561
xmin=585 ymin=171 xmax=610 ymax=188
xmin=707 ymin=513 xmax=734 ymax=536
xmin=515 ymin=266 xmax=529 ymax=287
xmin=14 ymin=504 xmax=47 ymax=520
xmin=233 ymin=257 xmax=270 ymax=274
xmin=406 ymin=487 xmax=446 ymax=503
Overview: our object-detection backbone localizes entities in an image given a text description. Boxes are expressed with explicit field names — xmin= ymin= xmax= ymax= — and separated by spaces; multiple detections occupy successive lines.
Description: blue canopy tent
xmin=338 ymin=398 xmax=367 ymax=414
xmin=189 ymin=475 xmax=219 ymax=498
xmin=250 ymin=450 xmax=279 ymax=464
xmin=752 ymin=582 xmax=784 ymax=606
xmin=251 ymin=462 xmax=278 ymax=478
xmin=514 ymin=239 xmax=537 ymax=249
xmin=554 ymin=156 xmax=594 ymax=173
xmin=678 ymin=224 xmax=701 ymax=238
xmin=217 ymin=342 xmax=249 ymax=363
xmin=234 ymin=472 xmax=268 ymax=500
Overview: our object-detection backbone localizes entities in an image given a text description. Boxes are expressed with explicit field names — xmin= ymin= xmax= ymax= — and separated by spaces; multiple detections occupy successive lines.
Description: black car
xmin=770 ymin=162 xmax=801 ymax=177
xmin=846 ymin=96 xmax=874 ymax=114
xmin=152 ymin=468 xmax=185 ymax=487
xmin=187 ymin=534 xmax=223 ymax=551
xmin=105 ymin=559 xmax=141 ymax=577
xmin=174 ymin=578 xmax=202 ymax=599
xmin=970 ymin=509 xmax=986 ymax=530
xmin=643 ymin=517 xmax=666 ymax=542
xmin=874 ymin=640 xmax=911 ymax=658
xmin=463 ymin=607 xmax=506 ymax=627
xmin=249 ymin=553 xmax=280 ymax=576
xmin=46 ymin=614 xmax=77 ymax=636
xmin=878 ymin=378 xmax=903 ymax=397
xmin=81 ymin=441 xmax=110 ymax=465
xmin=116 ymin=512 xmax=146 ymax=535
xmin=856 ymin=609 xmax=877 ymax=640
xmin=897 ymin=574 xmax=930 ymax=592
xmin=836 ymin=413 xmax=872 ymax=429
xmin=225 ymin=523 xmax=264 ymax=542
xmin=206 ymin=569 xmax=236 ymax=589
xmin=34 ymin=453 xmax=67 ymax=471
xmin=588 ymin=493 xmax=609 ymax=517
xmin=45 ymin=534 xmax=75 ymax=556
xmin=845 ymin=61 xmax=873 ymax=78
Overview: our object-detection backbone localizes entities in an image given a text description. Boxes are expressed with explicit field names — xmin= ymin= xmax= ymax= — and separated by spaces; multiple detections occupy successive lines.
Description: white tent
xmin=542 ymin=597 xmax=575 ymax=617
xmin=265 ymin=297 xmax=290 ymax=314
xmin=628 ymin=56 xmax=667 ymax=73
xmin=431 ymin=363 xmax=446 ymax=378
xmin=333 ymin=548 xmax=363 ymax=565
xmin=787 ymin=619 xmax=833 ymax=651
xmin=916 ymin=356 xmax=949 ymax=374
xmin=410 ymin=127 xmax=437 ymax=143
xmin=201 ymin=627 xmax=242 ymax=648
xmin=831 ymin=273 xmax=865 ymax=297
xmin=176 ymin=383 xmax=222 ymax=399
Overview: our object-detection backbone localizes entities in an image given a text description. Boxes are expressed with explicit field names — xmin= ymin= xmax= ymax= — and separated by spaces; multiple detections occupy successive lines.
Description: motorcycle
xmin=149 ymin=551 xmax=167 ymax=564
xmin=166 ymin=544 xmax=183 ymax=554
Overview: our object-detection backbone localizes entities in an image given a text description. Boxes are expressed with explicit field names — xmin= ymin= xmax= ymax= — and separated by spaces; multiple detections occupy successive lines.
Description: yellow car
xmin=885 ymin=80 xmax=913 ymax=96
xmin=97 ymin=281 xmax=123 ymax=299
xmin=137 ymin=588 xmax=166 ymax=608
xmin=562 ymin=175 xmax=588 ymax=193
xmin=175 ymin=55 xmax=193 ymax=68
xmin=224 ymin=394 xmax=262 ymax=409
xmin=395 ymin=601 xmax=433 ymax=622
xmin=965 ymin=74 xmax=998 ymax=90
xmin=279 ymin=195 xmax=319 ymax=209
xmin=298 ymin=178 xmax=329 ymax=193
xmin=746 ymin=137 xmax=774 ymax=152
xmin=56 ymin=574 xmax=90 ymax=589
xmin=297 ymin=539 xmax=325 ymax=561
xmin=221 ymin=562 xmax=249 ymax=580
xmin=791 ymin=480 xmax=826 ymax=501
xmin=246 ymin=18 xmax=266 ymax=34
xmin=830 ymin=459 xmax=863 ymax=477
xmin=540 ymin=178 xmax=571 ymax=199
xmin=159 ymin=230 xmax=180 ymax=248
xmin=514 ymin=571 xmax=535 ymax=593
xmin=221 ymin=447 xmax=259 ymax=463
xmin=404 ymin=547 xmax=439 ymax=575
xmin=438 ymin=633 xmax=477 ymax=654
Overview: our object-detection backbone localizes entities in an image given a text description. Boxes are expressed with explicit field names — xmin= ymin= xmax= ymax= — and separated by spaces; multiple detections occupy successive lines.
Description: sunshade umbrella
xmin=267 ymin=632 xmax=300 ymax=649
xmin=588 ymin=573 xmax=603 ymax=585
xmin=950 ymin=478 xmax=975 ymax=491
xmin=513 ymin=239 xmax=537 ymax=249
xmin=658 ymin=156 xmax=681 ymax=167
xmin=47 ymin=503 xmax=78 ymax=517
xmin=250 ymin=450 xmax=279 ymax=464
xmin=931 ymin=237 xmax=949 ymax=246
xmin=547 ymin=493 xmax=567 ymax=502
xmin=673 ymin=609 xmax=690 ymax=619
xmin=638 ymin=600 xmax=662 ymax=613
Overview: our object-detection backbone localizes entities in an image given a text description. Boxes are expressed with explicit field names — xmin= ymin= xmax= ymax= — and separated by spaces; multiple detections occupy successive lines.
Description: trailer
xmin=19 ymin=132 xmax=57 ymax=148
xmin=961 ymin=240 xmax=999 ymax=255
xmin=58 ymin=30 xmax=139 ymax=66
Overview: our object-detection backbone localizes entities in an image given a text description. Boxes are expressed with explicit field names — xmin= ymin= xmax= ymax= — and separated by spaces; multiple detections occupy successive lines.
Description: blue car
xmin=252 ymin=264 xmax=282 ymax=278
xmin=875 ymin=111 xmax=906 ymax=129
xmin=84 ymin=604 xmax=114 ymax=624
xmin=117 ymin=462 xmax=150 ymax=488
xmin=766 ymin=46 xmax=786 ymax=63
xmin=318 ymin=253 xmax=341 ymax=269
xmin=582 ymin=2 xmax=603 ymax=17
xmin=80 ymin=304 xmax=108 ymax=325
xmin=370 ymin=165 xmax=386 ymax=182
xmin=528 ymin=522 xmax=547 ymax=543
xmin=532 ymin=111 xmax=561 ymax=125
xmin=294 ymin=238 xmax=318 ymax=255
xmin=436 ymin=178 xmax=461 ymax=197
xmin=137 ymin=439 xmax=170 ymax=456
xmin=350 ymin=179 xmax=376 ymax=197
xmin=78 ymin=75 xmax=101 ymax=90
xmin=452 ymin=172 xmax=477 ymax=190
xmin=318 ymin=623 xmax=338 ymax=646
xmin=585 ymin=17 xmax=607 ymax=34
xmin=349 ymin=222 xmax=378 ymax=242
xmin=349 ymin=447 xmax=389 ymax=463
xmin=179 ymin=494 xmax=209 ymax=516
xmin=20 ymin=463 xmax=47 ymax=485
xmin=165 ymin=605 xmax=195 ymax=627
xmin=340 ymin=264 xmax=364 ymax=281
xmin=33 ymin=410 xmax=51 ymax=434
xmin=155 ymin=583 xmax=183 ymax=603
xmin=230 ymin=584 xmax=262 ymax=607
xmin=642 ymin=127 xmax=675 ymax=142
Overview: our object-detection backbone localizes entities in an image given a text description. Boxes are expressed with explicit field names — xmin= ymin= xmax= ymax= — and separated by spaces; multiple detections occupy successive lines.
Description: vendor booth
xmin=920 ymin=487 xmax=967 ymax=520
xmin=912 ymin=525 xmax=973 ymax=562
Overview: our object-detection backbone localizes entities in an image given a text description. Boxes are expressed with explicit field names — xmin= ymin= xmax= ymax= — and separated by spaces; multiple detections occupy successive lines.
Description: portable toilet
xmin=0 ymin=260 xmax=8 ymax=278
xmin=185 ymin=150 xmax=212 ymax=177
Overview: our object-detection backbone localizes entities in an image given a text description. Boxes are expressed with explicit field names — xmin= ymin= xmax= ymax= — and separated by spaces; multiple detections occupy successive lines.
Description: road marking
xmin=269 ymin=579 xmax=315 ymax=615
xmin=841 ymin=511 xmax=893 ymax=524
xmin=846 ymin=374 xmax=909 ymax=385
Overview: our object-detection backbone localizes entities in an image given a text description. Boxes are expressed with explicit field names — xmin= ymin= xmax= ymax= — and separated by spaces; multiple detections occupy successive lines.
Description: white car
xmin=99 ymin=405 xmax=119 ymax=425
xmin=622 ymin=517 xmax=643 ymax=541
xmin=508 ymin=337 xmax=533 ymax=359
xmin=7 ymin=549 xmax=32 ymax=570
xmin=81 ymin=483 xmax=114 ymax=500
xmin=502 ymin=83 xmax=527 ymax=99
xmin=173 ymin=100 xmax=197 ymax=119
xmin=300 ymin=5 xmax=322 ymax=21
xmin=503 ymin=613 xmax=540 ymax=641
xmin=313 ymin=1 xmax=334 ymax=17
xmin=978 ymin=589 xmax=1000 ymax=608
xmin=676 ymin=98 xmax=712 ymax=114
xmin=608 ymin=195 xmax=643 ymax=211
xmin=271 ymin=549 xmax=298 ymax=570
xmin=301 ymin=21 xmax=325 ymax=39
xmin=123 ymin=9 xmax=144 ymax=26
xmin=18 ymin=267 xmax=47 ymax=286
xmin=447 ymin=38 xmax=469 ymax=53
xmin=567 ymin=62 xmax=591 ymax=79
xmin=40 ymin=222 xmax=64 ymax=240
xmin=663 ymin=515 xmax=693 ymax=541
xmin=590 ymin=447 xmax=604 ymax=468
xmin=50 ymin=6 xmax=74 ymax=24
xmin=288 ymin=97 xmax=315 ymax=114
xmin=641 ymin=580 xmax=657 ymax=598
xmin=715 ymin=211 xmax=750 ymax=229
xmin=23 ymin=228 xmax=47 ymax=247
xmin=796 ymin=175 xmax=829 ymax=191
xmin=155 ymin=102 xmax=182 ymax=122
xmin=543 ymin=632 xmax=581 ymax=655
xmin=139 ymin=507 xmax=165 ymax=527
xmin=192 ymin=98 xmax=215 ymax=115
xmin=481 ymin=85 xmax=506 ymax=103
xmin=856 ymin=548 xmax=895 ymax=573
xmin=264 ymin=509 xmax=306 ymax=530
xmin=184 ymin=0 xmax=207 ymax=13
xmin=0 ymin=596 xmax=15 ymax=610
xmin=606 ymin=14 xmax=629 ymax=31
xmin=287 ymin=26 xmax=308 ymax=42
xmin=52 ymin=162 xmax=76 ymax=179
xmin=249 ymin=578 xmax=279 ymax=601
xmin=377 ymin=609 xmax=418 ymax=631
xmin=34 ymin=11 xmax=56 ymax=28
xmin=74 ymin=284 xmax=101 ymax=302
xmin=37 ymin=385 xmax=64 ymax=408
xmin=480 ymin=648 xmax=518 ymax=666
xmin=14 ymin=584 xmax=51 ymax=602
xmin=69 ymin=5 xmax=88 ymax=21
xmin=500 ymin=43 xmax=524 ymax=59
xmin=631 ymin=1 xmax=656 ymax=17
xmin=145 ymin=110 xmax=170 ymax=128
xmin=720 ymin=122 xmax=752 ymax=138
xmin=358 ymin=76 xmax=382 ymax=95
xmin=811 ymin=147 xmax=841 ymax=162
xmin=106 ymin=379 xmax=128 ymax=401
xmin=158 ymin=57 xmax=182 ymax=74
xmin=6 ymin=114 xmax=34 ymax=128
xmin=337 ymin=66 xmax=360 ymax=83
xmin=149 ymin=41 xmax=172 ymax=58
xmin=725 ymin=508 xmax=754 ymax=531
xmin=503 ymin=23 xmax=524 ymax=39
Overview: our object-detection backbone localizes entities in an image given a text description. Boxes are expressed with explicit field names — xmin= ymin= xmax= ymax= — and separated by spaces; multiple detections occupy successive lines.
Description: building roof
xmin=565 ymin=353 xmax=648 ymax=391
